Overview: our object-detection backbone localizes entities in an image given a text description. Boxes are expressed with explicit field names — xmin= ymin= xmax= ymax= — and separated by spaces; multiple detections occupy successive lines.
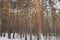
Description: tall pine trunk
xmin=34 ymin=0 xmax=43 ymax=40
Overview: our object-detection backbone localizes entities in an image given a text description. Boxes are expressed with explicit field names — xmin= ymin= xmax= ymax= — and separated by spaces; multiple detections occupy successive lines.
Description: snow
xmin=0 ymin=33 xmax=37 ymax=40
xmin=0 ymin=33 xmax=60 ymax=40
xmin=54 ymin=2 xmax=60 ymax=9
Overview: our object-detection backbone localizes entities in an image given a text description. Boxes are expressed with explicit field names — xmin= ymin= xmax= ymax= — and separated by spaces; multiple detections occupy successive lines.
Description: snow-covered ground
xmin=0 ymin=33 xmax=37 ymax=40
xmin=0 ymin=33 xmax=60 ymax=40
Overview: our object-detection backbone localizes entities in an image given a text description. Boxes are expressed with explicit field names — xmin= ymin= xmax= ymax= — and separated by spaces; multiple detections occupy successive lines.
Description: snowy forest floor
xmin=0 ymin=33 xmax=37 ymax=40
xmin=0 ymin=33 xmax=60 ymax=40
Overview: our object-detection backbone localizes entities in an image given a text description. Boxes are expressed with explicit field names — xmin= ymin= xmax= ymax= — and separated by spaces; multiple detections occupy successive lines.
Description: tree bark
xmin=34 ymin=0 xmax=43 ymax=40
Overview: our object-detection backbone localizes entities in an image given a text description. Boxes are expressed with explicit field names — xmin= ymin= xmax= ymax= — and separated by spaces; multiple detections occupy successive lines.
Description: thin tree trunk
xmin=8 ymin=31 xmax=11 ymax=39
xmin=28 ymin=0 xmax=32 ymax=40
xmin=5 ymin=0 xmax=11 ymax=38
xmin=13 ymin=32 xmax=15 ymax=38
xmin=28 ymin=9 xmax=32 ymax=40
xmin=49 ymin=0 xmax=57 ymax=40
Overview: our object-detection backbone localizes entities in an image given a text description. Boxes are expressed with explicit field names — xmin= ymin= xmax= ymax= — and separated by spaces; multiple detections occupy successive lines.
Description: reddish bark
xmin=34 ymin=0 xmax=43 ymax=40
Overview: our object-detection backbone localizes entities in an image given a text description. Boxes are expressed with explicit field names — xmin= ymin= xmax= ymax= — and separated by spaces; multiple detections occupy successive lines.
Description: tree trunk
xmin=34 ymin=0 xmax=43 ymax=40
